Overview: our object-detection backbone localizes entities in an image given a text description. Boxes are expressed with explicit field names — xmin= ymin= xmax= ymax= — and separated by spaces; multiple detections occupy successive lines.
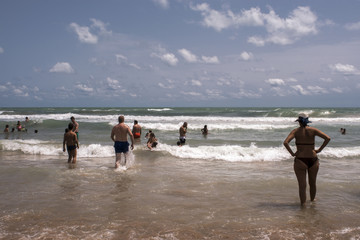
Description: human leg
xmin=115 ymin=153 xmax=122 ymax=168
xmin=294 ymin=158 xmax=308 ymax=205
xmin=308 ymin=160 xmax=319 ymax=201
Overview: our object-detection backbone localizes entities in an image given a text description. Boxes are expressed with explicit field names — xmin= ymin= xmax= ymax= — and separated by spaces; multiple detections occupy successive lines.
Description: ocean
xmin=0 ymin=107 xmax=359 ymax=239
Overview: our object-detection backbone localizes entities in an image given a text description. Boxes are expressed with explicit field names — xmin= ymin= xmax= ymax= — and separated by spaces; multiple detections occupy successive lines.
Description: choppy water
xmin=1 ymin=107 xmax=360 ymax=239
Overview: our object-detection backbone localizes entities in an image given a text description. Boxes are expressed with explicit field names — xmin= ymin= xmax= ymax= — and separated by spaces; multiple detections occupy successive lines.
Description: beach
xmin=1 ymin=107 xmax=360 ymax=239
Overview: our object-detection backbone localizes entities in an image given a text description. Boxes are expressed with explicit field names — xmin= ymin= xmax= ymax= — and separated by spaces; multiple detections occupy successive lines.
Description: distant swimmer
xmin=63 ymin=123 xmax=79 ymax=164
xmin=4 ymin=125 xmax=9 ymax=133
xmin=283 ymin=113 xmax=330 ymax=206
xmin=147 ymin=132 xmax=158 ymax=150
xmin=177 ymin=122 xmax=187 ymax=146
xmin=340 ymin=128 xmax=346 ymax=135
xmin=201 ymin=125 xmax=208 ymax=135
xmin=111 ymin=115 xmax=135 ymax=168
xmin=16 ymin=121 xmax=22 ymax=131
xmin=132 ymin=120 xmax=142 ymax=139
xmin=70 ymin=116 xmax=79 ymax=140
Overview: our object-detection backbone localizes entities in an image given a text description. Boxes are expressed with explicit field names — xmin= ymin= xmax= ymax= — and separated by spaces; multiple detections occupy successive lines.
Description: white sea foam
xmin=147 ymin=108 xmax=173 ymax=112
xmin=1 ymin=139 xmax=360 ymax=162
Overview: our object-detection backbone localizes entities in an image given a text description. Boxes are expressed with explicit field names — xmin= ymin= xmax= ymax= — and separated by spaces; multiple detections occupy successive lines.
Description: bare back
xmin=111 ymin=123 xmax=133 ymax=142
xmin=132 ymin=124 xmax=141 ymax=133
xmin=63 ymin=131 xmax=78 ymax=147
xmin=284 ymin=126 xmax=330 ymax=158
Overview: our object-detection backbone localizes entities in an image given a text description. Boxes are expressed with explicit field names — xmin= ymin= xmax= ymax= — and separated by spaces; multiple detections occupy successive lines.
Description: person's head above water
xmin=118 ymin=115 xmax=125 ymax=123
xmin=295 ymin=113 xmax=312 ymax=127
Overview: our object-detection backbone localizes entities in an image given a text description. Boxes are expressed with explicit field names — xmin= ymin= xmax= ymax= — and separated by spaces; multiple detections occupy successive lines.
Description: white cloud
xmin=307 ymin=86 xmax=328 ymax=94
xmin=0 ymin=85 xmax=7 ymax=91
xmin=178 ymin=48 xmax=198 ymax=63
xmin=240 ymin=51 xmax=254 ymax=61
xmin=291 ymin=85 xmax=309 ymax=95
xmin=231 ymin=89 xmax=261 ymax=99
xmin=115 ymin=54 xmax=141 ymax=70
xmin=158 ymin=82 xmax=174 ymax=89
xmin=49 ymin=62 xmax=74 ymax=73
xmin=152 ymin=0 xmax=169 ymax=9
xmin=69 ymin=22 xmax=98 ymax=44
xmin=129 ymin=63 xmax=141 ymax=70
xmin=161 ymin=53 xmax=178 ymax=66
xmin=201 ymin=56 xmax=220 ymax=64
xmin=181 ymin=91 xmax=202 ymax=96
xmin=90 ymin=18 xmax=112 ymax=36
xmin=319 ymin=77 xmax=332 ymax=82
xmin=191 ymin=80 xmax=202 ymax=86
xmin=75 ymin=84 xmax=93 ymax=92
xmin=291 ymin=85 xmax=328 ymax=96
xmin=106 ymin=77 xmax=121 ymax=90
xmin=190 ymin=3 xmax=232 ymax=32
xmin=331 ymin=87 xmax=344 ymax=93
xmin=266 ymin=78 xmax=285 ymax=86
xmin=345 ymin=21 xmax=360 ymax=31
xmin=191 ymin=4 xmax=318 ymax=46
xmin=247 ymin=36 xmax=266 ymax=46
xmin=116 ymin=54 xmax=128 ymax=64
xmin=152 ymin=52 xmax=178 ymax=66
xmin=329 ymin=63 xmax=360 ymax=75
xmin=0 ymin=47 xmax=3 ymax=54
xmin=13 ymin=86 xmax=29 ymax=97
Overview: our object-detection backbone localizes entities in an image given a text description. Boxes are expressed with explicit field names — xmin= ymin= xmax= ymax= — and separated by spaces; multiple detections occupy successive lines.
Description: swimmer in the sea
xmin=111 ymin=116 xmax=135 ymax=168
xmin=132 ymin=120 xmax=142 ymax=140
xmin=63 ymin=123 xmax=79 ymax=164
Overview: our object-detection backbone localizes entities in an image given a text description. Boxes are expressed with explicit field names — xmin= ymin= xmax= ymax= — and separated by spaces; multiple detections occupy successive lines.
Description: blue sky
xmin=1 ymin=0 xmax=360 ymax=107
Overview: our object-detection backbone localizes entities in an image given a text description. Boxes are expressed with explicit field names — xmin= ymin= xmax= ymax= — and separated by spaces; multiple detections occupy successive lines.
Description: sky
xmin=1 ymin=0 xmax=360 ymax=108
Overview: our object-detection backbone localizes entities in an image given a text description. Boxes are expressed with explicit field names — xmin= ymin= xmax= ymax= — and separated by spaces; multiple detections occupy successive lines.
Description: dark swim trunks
xmin=114 ymin=141 xmax=129 ymax=153
xmin=67 ymin=145 xmax=76 ymax=151
xmin=296 ymin=157 xmax=318 ymax=168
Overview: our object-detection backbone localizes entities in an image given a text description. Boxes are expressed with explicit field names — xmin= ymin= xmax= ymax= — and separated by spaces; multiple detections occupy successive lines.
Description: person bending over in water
xmin=147 ymin=132 xmax=158 ymax=150
xmin=111 ymin=115 xmax=134 ymax=168
xmin=283 ymin=113 xmax=330 ymax=206
xmin=63 ymin=123 xmax=79 ymax=164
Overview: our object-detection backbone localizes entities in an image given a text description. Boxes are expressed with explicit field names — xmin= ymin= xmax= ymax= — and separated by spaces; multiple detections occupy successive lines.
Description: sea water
xmin=0 ymin=107 xmax=359 ymax=239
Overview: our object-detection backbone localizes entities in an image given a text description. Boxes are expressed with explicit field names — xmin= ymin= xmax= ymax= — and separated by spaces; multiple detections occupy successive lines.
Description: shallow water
xmin=1 ymin=150 xmax=359 ymax=239
xmin=1 ymin=107 xmax=360 ymax=239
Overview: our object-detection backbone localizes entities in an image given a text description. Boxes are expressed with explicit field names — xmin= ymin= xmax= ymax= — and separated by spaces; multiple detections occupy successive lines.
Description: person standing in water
xmin=178 ymin=122 xmax=187 ymax=146
xmin=283 ymin=113 xmax=330 ymax=206
xmin=70 ymin=116 xmax=79 ymax=140
xmin=132 ymin=120 xmax=142 ymax=139
xmin=201 ymin=125 xmax=208 ymax=135
xmin=111 ymin=116 xmax=134 ymax=168
xmin=63 ymin=123 xmax=79 ymax=164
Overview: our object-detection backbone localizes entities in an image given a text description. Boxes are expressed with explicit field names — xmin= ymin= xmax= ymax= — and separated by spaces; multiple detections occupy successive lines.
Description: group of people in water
xmin=3 ymin=112 xmax=333 ymax=206
xmin=3 ymin=117 xmax=30 ymax=133
xmin=109 ymin=113 xmax=331 ymax=206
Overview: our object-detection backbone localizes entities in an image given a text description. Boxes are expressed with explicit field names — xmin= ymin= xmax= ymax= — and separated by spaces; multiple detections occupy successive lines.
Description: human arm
xmin=110 ymin=127 xmax=115 ymax=142
xmin=75 ymin=134 xmax=79 ymax=149
xmin=283 ymin=129 xmax=296 ymax=157
xmin=127 ymin=127 xmax=135 ymax=150
xmin=314 ymin=129 xmax=331 ymax=154
xmin=63 ymin=135 xmax=66 ymax=152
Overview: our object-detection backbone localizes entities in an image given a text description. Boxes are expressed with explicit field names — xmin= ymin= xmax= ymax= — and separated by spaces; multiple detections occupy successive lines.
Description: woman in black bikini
xmin=283 ymin=113 xmax=331 ymax=206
